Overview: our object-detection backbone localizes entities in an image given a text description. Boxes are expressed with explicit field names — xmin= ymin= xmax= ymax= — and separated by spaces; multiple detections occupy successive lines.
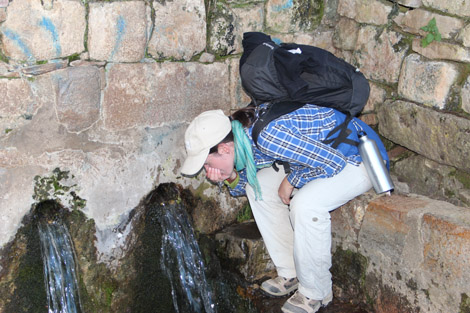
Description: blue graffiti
xmin=2 ymin=29 xmax=34 ymax=61
xmin=110 ymin=16 xmax=126 ymax=59
xmin=272 ymin=37 xmax=282 ymax=45
xmin=272 ymin=0 xmax=293 ymax=12
xmin=39 ymin=16 xmax=62 ymax=56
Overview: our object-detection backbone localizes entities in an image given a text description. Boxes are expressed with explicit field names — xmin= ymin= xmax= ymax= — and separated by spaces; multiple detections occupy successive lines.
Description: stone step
xmin=332 ymin=192 xmax=470 ymax=313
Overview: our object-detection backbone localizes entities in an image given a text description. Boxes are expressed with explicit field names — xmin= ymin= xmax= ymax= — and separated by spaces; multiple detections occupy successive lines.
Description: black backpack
xmin=239 ymin=32 xmax=370 ymax=149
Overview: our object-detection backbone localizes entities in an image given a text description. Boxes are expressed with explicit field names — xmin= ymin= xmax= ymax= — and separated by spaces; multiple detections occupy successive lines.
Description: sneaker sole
xmin=260 ymin=284 xmax=299 ymax=298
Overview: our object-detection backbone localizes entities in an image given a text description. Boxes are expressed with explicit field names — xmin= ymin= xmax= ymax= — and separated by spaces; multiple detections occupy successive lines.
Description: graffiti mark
xmin=110 ymin=16 xmax=126 ymax=59
xmin=272 ymin=37 xmax=282 ymax=45
xmin=2 ymin=29 xmax=34 ymax=61
xmin=39 ymin=16 xmax=62 ymax=57
xmin=272 ymin=0 xmax=293 ymax=12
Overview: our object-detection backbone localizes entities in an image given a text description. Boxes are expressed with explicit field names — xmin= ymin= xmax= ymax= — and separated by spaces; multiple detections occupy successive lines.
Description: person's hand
xmin=205 ymin=165 xmax=234 ymax=182
xmin=278 ymin=176 xmax=294 ymax=205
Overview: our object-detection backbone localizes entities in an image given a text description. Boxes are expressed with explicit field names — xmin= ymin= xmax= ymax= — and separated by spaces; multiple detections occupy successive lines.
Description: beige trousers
xmin=245 ymin=162 xmax=372 ymax=300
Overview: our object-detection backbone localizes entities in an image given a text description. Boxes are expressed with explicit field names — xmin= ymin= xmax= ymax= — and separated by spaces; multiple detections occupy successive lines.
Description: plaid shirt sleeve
xmin=226 ymin=168 xmax=249 ymax=197
xmin=255 ymin=106 xmax=348 ymax=188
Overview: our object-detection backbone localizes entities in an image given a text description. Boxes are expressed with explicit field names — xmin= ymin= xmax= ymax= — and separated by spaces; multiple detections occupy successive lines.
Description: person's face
xmin=204 ymin=142 xmax=235 ymax=181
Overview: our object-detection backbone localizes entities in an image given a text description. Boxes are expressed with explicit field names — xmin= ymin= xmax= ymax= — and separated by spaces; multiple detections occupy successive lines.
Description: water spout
xmin=36 ymin=202 xmax=82 ymax=313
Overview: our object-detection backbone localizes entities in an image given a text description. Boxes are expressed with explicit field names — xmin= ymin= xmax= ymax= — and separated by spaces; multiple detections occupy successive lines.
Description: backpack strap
xmin=252 ymin=101 xmax=305 ymax=147
xmin=322 ymin=115 xmax=359 ymax=149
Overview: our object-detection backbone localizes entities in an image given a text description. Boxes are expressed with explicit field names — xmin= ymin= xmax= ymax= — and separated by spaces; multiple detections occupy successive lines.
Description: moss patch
xmin=461 ymin=293 xmax=470 ymax=313
xmin=0 ymin=211 xmax=47 ymax=313
xmin=331 ymin=246 xmax=368 ymax=301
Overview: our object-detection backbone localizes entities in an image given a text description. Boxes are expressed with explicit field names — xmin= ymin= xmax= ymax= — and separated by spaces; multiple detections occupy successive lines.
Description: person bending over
xmin=180 ymin=103 xmax=387 ymax=313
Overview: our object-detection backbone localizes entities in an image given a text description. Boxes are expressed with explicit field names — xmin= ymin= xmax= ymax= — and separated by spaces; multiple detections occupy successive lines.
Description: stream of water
xmin=159 ymin=202 xmax=217 ymax=313
xmin=38 ymin=221 xmax=82 ymax=313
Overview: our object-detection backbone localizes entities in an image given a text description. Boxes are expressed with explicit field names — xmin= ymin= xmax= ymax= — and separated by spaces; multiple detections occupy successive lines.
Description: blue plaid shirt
xmin=228 ymin=103 xmax=362 ymax=197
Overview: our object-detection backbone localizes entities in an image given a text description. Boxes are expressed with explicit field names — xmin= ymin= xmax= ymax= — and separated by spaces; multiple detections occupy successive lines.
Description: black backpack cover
xmin=239 ymin=32 xmax=370 ymax=148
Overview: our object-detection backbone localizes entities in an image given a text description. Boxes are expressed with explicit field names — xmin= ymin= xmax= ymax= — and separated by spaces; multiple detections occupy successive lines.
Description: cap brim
xmin=180 ymin=148 xmax=209 ymax=176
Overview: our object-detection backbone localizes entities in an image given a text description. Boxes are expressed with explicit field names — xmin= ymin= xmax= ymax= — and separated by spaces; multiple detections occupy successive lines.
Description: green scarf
xmin=231 ymin=120 xmax=263 ymax=200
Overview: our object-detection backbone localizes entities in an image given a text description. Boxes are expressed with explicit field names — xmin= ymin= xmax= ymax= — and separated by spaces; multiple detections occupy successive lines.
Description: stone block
xmin=394 ymin=9 xmax=463 ymax=40
xmin=422 ymin=0 xmax=470 ymax=18
xmin=53 ymin=66 xmax=102 ymax=133
xmin=333 ymin=17 xmax=359 ymax=51
xmin=354 ymin=26 xmax=407 ymax=83
xmin=20 ymin=60 xmax=68 ymax=76
xmin=337 ymin=0 xmax=392 ymax=26
xmin=266 ymin=0 xmax=323 ymax=33
xmin=228 ymin=58 xmax=251 ymax=109
xmin=358 ymin=195 xmax=425 ymax=264
xmin=215 ymin=221 xmax=276 ymax=282
xmin=378 ymin=100 xmax=470 ymax=172
xmin=394 ymin=154 xmax=467 ymax=207
xmin=0 ymin=78 xmax=35 ymax=117
xmin=459 ymin=24 xmax=470 ymax=48
xmin=364 ymin=82 xmax=386 ymax=113
xmin=331 ymin=192 xmax=377 ymax=251
xmin=148 ymin=0 xmax=206 ymax=61
xmin=462 ymin=76 xmax=470 ymax=114
xmin=229 ymin=4 xmax=264 ymax=54
xmin=88 ymin=1 xmax=151 ymax=62
xmin=398 ymin=54 xmax=458 ymax=108
xmin=279 ymin=30 xmax=338 ymax=54
xmin=103 ymin=62 xmax=230 ymax=131
xmin=0 ymin=0 xmax=85 ymax=62
xmin=208 ymin=3 xmax=237 ymax=56
xmin=396 ymin=0 xmax=421 ymax=7
xmin=412 ymin=39 xmax=470 ymax=63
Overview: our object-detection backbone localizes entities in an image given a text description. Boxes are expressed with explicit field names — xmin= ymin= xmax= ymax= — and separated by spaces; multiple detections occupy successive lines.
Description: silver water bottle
xmin=358 ymin=133 xmax=394 ymax=194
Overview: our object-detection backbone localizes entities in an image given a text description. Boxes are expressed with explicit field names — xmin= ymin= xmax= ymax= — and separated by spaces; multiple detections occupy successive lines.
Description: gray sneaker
xmin=281 ymin=290 xmax=333 ymax=313
xmin=260 ymin=276 xmax=299 ymax=297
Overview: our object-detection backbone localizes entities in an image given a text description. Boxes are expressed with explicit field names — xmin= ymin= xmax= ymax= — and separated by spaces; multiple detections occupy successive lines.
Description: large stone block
xmin=394 ymin=154 xmax=469 ymax=207
xmin=210 ymin=3 xmax=264 ymax=56
xmin=396 ymin=0 xmax=421 ymax=7
xmin=333 ymin=17 xmax=359 ymax=51
xmin=378 ymin=100 xmax=470 ymax=172
xmin=0 ymin=78 xmax=35 ymax=117
xmin=354 ymin=27 xmax=407 ymax=83
xmin=337 ymin=0 xmax=392 ymax=26
xmin=412 ymin=39 xmax=470 ymax=63
xmin=88 ymin=1 xmax=151 ymax=62
xmin=394 ymin=9 xmax=463 ymax=40
xmin=52 ymin=66 xmax=102 ymax=133
xmin=355 ymin=194 xmax=470 ymax=313
xmin=0 ymin=0 xmax=85 ymax=61
xmin=398 ymin=54 xmax=458 ymax=108
xmin=419 ymin=206 xmax=470 ymax=310
xmin=460 ymin=24 xmax=470 ymax=48
xmin=215 ymin=221 xmax=276 ymax=282
xmin=208 ymin=3 xmax=237 ymax=56
xmin=232 ymin=4 xmax=264 ymax=50
xmin=148 ymin=0 xmax=206 ymax=61
xmin=422 ymin=0 xmax=470 ymax=18
xmin=103 ymin=62 xmax=230 ymax=131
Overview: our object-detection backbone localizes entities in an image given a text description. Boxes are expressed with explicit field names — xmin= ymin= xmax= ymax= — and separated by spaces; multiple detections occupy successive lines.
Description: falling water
xmin=38 ymin=220 xmax=82 ymax=313
xmin=159 ymin=201 xmax=217 ymax=313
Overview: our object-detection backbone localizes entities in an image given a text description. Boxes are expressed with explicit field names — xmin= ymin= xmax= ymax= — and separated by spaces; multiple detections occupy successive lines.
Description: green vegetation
xmin=236 ymin=202 xmax=253 ymax=222
xmin=420 ymin=18 xmax=441 ymax=48
xmin=461 ymin=293 xmax=470 ymax=313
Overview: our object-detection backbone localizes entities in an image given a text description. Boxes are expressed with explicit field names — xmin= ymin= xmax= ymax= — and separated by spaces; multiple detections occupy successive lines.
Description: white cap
xmin=181 ymin=110 xmax=232 ymax=175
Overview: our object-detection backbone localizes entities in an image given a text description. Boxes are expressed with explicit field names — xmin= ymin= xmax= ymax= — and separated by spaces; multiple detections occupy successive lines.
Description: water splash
xmin=159 ymin=201 xmax=216 ymax=313
xmin=38 ymin=220 xmax=82 ymax=313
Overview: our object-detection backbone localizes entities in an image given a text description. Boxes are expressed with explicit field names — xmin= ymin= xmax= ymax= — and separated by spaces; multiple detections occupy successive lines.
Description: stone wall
xmin=0 ymin=0 xmax=470 ymax=311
